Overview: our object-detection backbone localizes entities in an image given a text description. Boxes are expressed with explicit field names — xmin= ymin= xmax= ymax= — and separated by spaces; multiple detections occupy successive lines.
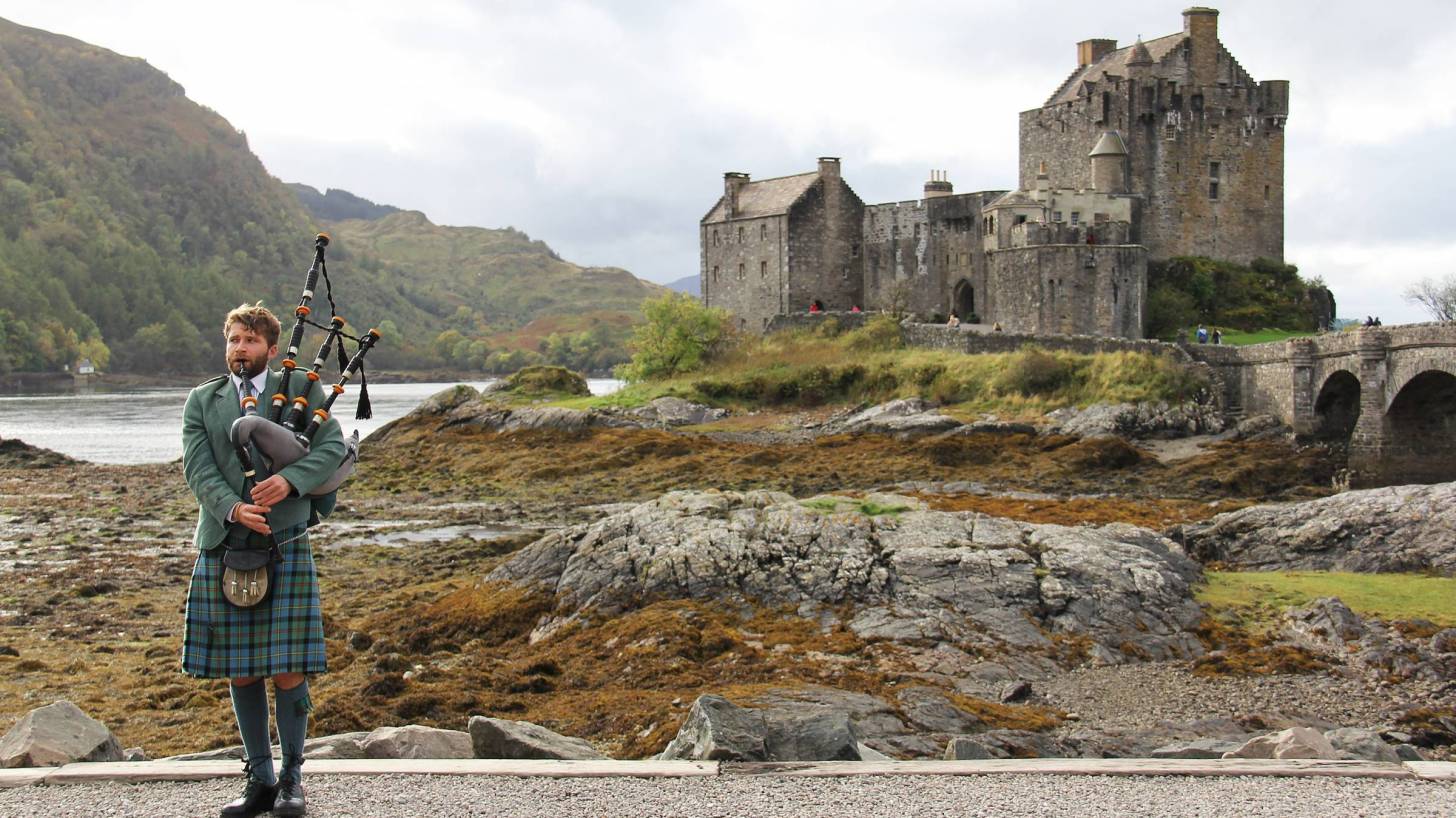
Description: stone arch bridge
xmin=1190 ymin=325 xmax=1456 ymax=486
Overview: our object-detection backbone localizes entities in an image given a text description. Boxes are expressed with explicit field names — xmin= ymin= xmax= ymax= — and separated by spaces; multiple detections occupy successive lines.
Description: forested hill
xmin=287 ymin=184 xmax=400 ymax=222
xmin=0 ymin=17 xmax=660 ymax=375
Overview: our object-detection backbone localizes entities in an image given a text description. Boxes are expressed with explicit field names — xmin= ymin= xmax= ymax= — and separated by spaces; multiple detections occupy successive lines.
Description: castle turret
xmin=1127 ymin=37 xmax=1153 ymax=69
xmin=723 ymin=172 xmax=749 ymax=218
xmin=924 ymin=169 xmax=953 ymax=199
xmin=1089 ymin=131 xmax=1128 ymax=193
xmin=1183 ymin=7 xmax=1220 ymax=84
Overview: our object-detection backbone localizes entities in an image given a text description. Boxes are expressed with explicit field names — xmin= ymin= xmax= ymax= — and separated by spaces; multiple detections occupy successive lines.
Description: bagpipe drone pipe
xmin=232 ymin=233 xmax=381 ymax=500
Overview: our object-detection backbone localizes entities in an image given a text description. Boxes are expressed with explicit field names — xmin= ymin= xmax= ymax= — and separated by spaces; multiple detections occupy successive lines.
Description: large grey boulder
xmin=0 ymin=701 xmax=123 ymax=768
xmin=628 ymin=397 xmax=727 ymax=427
xmin=360 ymin=725 xmax=473 ymax=759
xmin=1323 ymin=728 xmax=1400 ymax=762
xmin=943 ymin=737 xmax=993 ymax=760
xmin=1044 ymin=401 xmax=1223 ymax=439
xmin=1180 ymin=483 xmax=1456 ymax=575
xmin=488 ymin=491 xmax=1205 ymax=665
xmin=659 ymin=695 xmax=861 ymax=762
xmin=1223 ymin=727 xmax=1338 ymax=760
xmin=840 ymin=399 xmax=961 ymax=437
xmin=469 ymin=716 xmax=605 ymax=760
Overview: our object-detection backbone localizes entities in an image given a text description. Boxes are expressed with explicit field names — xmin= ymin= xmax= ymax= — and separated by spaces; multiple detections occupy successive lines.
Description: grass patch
xmin=1198 ymin=571 xmax=1456 ymax=628
xmin=800 ymin=496 xmax=911 ymax=517
xmin=578 ymin=317 xmax=1207 ymax=416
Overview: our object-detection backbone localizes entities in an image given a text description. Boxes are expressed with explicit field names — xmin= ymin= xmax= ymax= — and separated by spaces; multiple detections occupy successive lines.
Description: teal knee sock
xmin=274 ymin=679 xmax=311 ymax=784
xmin=229 ymin=680 xmax=276 ymax=785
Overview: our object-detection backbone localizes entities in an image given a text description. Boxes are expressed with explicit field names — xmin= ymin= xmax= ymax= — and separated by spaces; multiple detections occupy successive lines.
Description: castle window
xmin=712 ymin=265 xmax=720 ymax=282
xmin=760 ymin=223 xmax=767 ymax=241
xmin=851 ymin=242 xmax=860 ymax=258
xmin=913 ymin=224 xmax=921 ymax=240
xmin=712 ymin=229 xmax=720 ymax=247
xmin=1209 ymin=181 xmax=1220 ymax=200
xmin=1100 ymin=91 xmax=1110 ymax=124
xmin=1070 ymin=212 xmax=1081 ymax=226
xmin=737 ymin=263 xmax=745 ymax=280
xmin=1264 ymin=184 xmax=1270 ymax=201
xmin=1113 ymin=281 xmax=1119 ymax=305
xmin=737 ymin=226 xmax=745 ymax=243
xmin=760 ymin=261 xmax=767 ymax=279
xmin=1209 ymin=161 xmax=1221 ymax=179
xmin=1015 ymin=215 xmax=1027 ymax=225
xmin=841 ymin=266 xmax=849 ymax=281
xmin=1052 ymin=211 xmax=1063 ymax=223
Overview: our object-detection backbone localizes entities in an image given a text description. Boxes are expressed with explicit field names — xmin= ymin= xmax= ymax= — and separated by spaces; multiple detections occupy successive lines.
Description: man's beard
xmin=229 ymin=350 xmax=271 ymax=379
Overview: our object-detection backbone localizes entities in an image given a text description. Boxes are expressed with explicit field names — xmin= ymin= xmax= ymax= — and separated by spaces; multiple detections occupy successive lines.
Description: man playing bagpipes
xmin=180 ymin=235 xmax=377 ymax=818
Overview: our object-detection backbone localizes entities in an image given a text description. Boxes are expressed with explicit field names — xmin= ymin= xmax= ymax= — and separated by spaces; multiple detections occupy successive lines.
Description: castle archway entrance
xmin=1313 ymin=370 xmax=1360 ymax=441
xmin=1382 ymin=369 xmax=1456 ymax=484
xmin=952 ymin=279 xmax=975 ymax=321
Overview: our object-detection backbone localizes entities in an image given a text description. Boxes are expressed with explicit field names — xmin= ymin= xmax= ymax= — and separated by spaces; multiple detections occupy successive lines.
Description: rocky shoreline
xmin=1 ymin=393 xmax=1452 ymax=766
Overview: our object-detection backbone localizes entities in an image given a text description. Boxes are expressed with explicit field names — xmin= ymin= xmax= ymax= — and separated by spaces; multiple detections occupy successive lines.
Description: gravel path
xmin=2 ymin=774 xmax=1453 ymax=818
xmin=1043 ymin=661 xmax=1429 ymax=732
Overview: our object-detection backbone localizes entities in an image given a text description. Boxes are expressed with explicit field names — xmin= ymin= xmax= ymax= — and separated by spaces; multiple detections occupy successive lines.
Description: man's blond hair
xmin=224 ymin=302 xmax=281 ymax=347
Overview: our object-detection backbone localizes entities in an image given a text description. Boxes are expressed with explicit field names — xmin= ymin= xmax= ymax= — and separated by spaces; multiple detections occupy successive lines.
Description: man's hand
xmin=232 ymin=502 xmax=272 ymax=535
xmin=250 ymin=474 xmax=294 ymax=507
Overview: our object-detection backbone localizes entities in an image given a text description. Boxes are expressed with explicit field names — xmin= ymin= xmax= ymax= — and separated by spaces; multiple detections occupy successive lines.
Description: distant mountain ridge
xmin=0 ymin=16 xmax=661 ymax=374
xmin=288 ymin=183 xmax=400 ymax=222
xmin=665 ymin=275 xmax=700 ymax=296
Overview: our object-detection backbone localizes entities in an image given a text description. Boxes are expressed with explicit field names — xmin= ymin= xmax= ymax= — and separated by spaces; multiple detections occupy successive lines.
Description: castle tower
xmin=1089 ymin=131 xmax=1129 ymax=193
xmin=1182 ymin=7 xmax=1220 ymax=84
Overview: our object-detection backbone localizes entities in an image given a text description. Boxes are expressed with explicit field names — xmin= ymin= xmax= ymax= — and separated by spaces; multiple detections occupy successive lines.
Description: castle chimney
xmin=924 ymin=169 xmax=953 ymax=199
xmin=1077 ymin=38 xmax=1117 ymax=67
xmin=1183 ymin=7 xmax=1220 ymax=83
xmin=724 ymin=172 xmax=749 ymax=218
xmin=817 ymin=157 xmax=841 ymax=179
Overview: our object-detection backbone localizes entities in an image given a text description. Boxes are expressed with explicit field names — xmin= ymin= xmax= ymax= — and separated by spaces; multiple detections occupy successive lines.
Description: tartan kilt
xmin=182 ymin=523 xmax=328 ymax=678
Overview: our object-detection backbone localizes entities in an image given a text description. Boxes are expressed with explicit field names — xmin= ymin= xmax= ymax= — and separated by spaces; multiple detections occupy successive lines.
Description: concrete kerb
xmin=5 ymin=759 xmax=1454 ymax=787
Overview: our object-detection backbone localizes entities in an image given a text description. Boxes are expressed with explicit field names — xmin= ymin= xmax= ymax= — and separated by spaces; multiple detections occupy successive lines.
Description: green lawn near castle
xmin=1199 ymin=570 xmax=1456 ymax=628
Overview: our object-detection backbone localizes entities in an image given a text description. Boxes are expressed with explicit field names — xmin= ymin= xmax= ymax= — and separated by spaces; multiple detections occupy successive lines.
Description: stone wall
xmin=862 ymin=200 xmax=929 ymax=315
xmin=904 ymin=323 xmax=1183 ymax=358
xmin=985 ymin=244 xmax=1145 ymax=338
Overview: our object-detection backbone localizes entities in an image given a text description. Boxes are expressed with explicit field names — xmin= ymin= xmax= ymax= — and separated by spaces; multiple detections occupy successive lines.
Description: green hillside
xmin=0 ymin=17 xmax=660 ymax=376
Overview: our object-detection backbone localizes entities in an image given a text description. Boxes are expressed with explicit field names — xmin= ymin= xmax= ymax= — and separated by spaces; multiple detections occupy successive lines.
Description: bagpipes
xmin=221 ymin=233 xmax=381 ymax=608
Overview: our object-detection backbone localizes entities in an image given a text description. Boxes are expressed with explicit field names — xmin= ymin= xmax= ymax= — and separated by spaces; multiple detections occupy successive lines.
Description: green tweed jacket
xmin=182 ymin=370 xmax=346 ymax=551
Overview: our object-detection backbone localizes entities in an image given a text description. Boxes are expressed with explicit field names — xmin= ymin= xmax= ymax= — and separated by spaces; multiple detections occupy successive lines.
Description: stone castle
xmin=699 ymin=7 xmax=1289 ymax=338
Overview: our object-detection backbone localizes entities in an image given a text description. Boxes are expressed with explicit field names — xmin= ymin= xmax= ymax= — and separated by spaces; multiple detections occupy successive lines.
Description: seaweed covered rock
xmin=1179 ymin=483 xmax=1456 ymax=575
xmin=485 ymin=365 xmax=590 ymax=398
xmin=487 ymin=490 xmax=1205 ymax=665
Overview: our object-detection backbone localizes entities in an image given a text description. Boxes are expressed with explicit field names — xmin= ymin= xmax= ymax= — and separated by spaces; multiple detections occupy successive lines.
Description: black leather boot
xmin=273 ymin=755 xmax=307 ymax=817
xmin=219 ymin=759 xmax=276 ymax=818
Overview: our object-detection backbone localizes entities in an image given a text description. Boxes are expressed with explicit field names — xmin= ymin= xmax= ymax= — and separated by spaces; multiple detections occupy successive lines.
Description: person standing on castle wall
xmin=1196 ymin=325 xmax=1209 ymax=343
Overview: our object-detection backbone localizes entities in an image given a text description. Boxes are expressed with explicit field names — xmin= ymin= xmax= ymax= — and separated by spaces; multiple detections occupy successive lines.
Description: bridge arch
xmin=1312 ymin=370 xmax=1360 ymax=441
xmin=1381 ymin=369 xmax=1456 ymax=484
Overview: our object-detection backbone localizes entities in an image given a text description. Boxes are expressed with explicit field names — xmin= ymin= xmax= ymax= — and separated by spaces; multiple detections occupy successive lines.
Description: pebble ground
xmin=1 ymin=774 xmax=1453 ymax=818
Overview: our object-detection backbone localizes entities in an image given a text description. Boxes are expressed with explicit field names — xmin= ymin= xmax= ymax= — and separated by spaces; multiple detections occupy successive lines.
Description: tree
xmin=1404 ymin=275 xmax=1456 ymax=322
xmin=615 ymin=292 xmax=731 ymax=382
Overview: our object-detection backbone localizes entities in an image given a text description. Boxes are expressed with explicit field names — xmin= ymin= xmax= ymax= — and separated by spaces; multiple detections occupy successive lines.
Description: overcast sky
xmin=6 ymin=0 xmax=1455 ymax=322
